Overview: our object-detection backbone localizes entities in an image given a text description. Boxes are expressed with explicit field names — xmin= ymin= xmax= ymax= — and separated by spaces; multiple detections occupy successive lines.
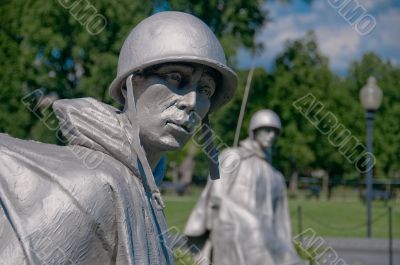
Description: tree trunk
xmin=289 ymin=170 xmax=298 ymax=194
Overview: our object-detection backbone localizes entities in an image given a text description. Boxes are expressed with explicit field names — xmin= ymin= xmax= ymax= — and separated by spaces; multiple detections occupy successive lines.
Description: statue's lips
xmin=166 ymin=120 xmax=192 ymax=134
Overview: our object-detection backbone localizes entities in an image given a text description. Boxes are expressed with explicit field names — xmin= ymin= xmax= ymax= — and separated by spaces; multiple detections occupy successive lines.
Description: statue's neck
xmin=141 ymin=142 xmax=162 ymax=171
xmin=263 ymin=148 xmax=272 ymax=163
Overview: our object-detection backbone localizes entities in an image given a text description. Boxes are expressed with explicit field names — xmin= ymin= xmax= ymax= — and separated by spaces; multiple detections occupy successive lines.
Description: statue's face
xmin=130 ymin=63 xmax=217 ymax=151
xmin=253 ymin=126 xmax=279 ymax=149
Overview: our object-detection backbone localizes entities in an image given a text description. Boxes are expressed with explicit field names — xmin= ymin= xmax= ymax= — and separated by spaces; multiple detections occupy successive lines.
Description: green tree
xmin=0 ymin=0 xmax=153 ymax=142
xmin=169 ymin=0 xmax=267 ymax=60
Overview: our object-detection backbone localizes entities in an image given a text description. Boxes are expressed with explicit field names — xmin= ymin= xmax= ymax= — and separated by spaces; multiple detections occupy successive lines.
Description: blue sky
xmin=238 ymin=0 xmax=400 ymax=75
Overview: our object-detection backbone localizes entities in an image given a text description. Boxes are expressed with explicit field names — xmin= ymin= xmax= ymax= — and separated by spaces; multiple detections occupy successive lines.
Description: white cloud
xmin=248 ymin=14 xmax=306 ymax=68
xmin=316 ymin=26 xmax=361 ymax=70
xmin=238 ymin=0 xmax=400 ymax=72
xmin=356 ymin=7 xmax=400 ymax=67
xmin=373 ymin=9 xmax=400 ymax=47
xmin=360 ymin=0 xmax=388 ymax=10
xmin=390 ymin=58 xmax=399 ymax=65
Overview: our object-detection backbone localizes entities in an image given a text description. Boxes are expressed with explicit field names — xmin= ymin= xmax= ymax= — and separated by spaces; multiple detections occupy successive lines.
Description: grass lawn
xmin=164 ymin=188 xmax=400 ymax=239
xmin=163 ymin=195 xmax=199 ymax=233
xmin=289 ymin=199 xmax=399 ymax=238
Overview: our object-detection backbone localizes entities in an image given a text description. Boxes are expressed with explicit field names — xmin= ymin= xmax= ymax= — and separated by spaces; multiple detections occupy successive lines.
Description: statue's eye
xmin=198 ymin=86 xmax=215 ymax=99
xmin=197 ymin=75 xmax=216 ymax=99
xmin=164 ymin=72 xmax=182 ymax=85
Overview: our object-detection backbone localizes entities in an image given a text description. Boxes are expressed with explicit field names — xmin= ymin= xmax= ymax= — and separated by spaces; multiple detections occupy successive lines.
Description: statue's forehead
xmin=148 ymin=63 xmax=219 ymax=80
xmin=255 ymin=126 xmax=279 ymax=133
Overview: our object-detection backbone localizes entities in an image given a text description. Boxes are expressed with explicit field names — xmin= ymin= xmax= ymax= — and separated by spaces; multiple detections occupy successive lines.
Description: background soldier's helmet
xmin=249 ymin=109 xmax=282 ymax=134
xmin=108 ymin=11 xmax=237 ymax=113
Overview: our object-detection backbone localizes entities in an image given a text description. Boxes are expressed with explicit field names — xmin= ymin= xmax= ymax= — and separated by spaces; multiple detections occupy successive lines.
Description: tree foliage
xmin=169 ymin=0 xmax=267 ymax=60
xmin=0 ymin=0 xmax=153 ymax=142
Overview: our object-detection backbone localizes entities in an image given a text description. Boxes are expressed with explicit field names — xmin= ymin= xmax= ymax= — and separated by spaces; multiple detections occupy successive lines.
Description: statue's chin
xmin=258 ymin=141 xmax=272 ymax=150
xmin=154 ymin=135 xmax=189 ymax=152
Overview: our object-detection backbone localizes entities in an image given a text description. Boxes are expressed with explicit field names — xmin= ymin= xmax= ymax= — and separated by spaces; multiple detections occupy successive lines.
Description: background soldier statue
xmin=0 ymin=11 xmax=237 ymax=265
xmin=185 ymin=109 xmax=306 ymax=265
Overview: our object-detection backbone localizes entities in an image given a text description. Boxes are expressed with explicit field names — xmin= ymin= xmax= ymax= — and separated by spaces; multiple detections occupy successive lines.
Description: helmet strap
xmin=125 ymin=74 xmax=165 ymax=210
xmin=249 ymin=129 xmax=255 ymax=140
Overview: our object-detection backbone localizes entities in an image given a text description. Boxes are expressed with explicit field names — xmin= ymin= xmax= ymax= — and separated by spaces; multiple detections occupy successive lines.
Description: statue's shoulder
xmin=273 ymin=168 xmax=284 ymax=178
xmin=219 ymin=146 xmax=240 ymax=158
xmin=0 ymin=133 xmax=141 ymax=234
xmin=271 ymin=168 xmax=287 ymax=191
xmin=53 ymin=97 xmax=119 ymax=115
xmin=0 ymin=133 xmax=130 ymax=194
xmin=0 ymin=133 xmax=75 ymax=173
xmin=218 ymin=146 xmax=242 ymax=172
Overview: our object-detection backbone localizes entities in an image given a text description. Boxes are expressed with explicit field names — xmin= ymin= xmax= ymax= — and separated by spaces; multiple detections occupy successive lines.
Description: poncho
xmin=184 ymin=138 xmax=303 ymax=265
xmin=0 ymin=98 xmax=174 ymax=265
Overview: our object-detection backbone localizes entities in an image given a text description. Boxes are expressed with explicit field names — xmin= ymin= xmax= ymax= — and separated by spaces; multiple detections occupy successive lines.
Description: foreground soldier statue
xmin=0 ymin=11 xmax=237 ymax=265
xmin=185 ymin=110 xmax=305 ymax=265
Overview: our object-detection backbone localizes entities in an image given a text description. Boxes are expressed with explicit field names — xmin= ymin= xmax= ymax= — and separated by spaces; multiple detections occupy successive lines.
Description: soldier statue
xmin=0 ymin=11 xmax=237 ymax=265
xmin=185 ymin=109 xmax=306 ymax=265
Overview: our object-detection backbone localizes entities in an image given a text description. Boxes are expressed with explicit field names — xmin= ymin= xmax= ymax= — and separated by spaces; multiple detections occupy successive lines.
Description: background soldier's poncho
xmin=0 ymin=98 xmax=174 ymax=265
xmin=184 ymin=138 xmax=304 ymax=265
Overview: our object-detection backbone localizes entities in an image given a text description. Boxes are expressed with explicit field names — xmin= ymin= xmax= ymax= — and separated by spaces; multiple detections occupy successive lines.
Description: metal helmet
xmin=249 ymin=109 xmax=282 ymax=134
xmin=108 ymin=11 xmax=237 ymax=112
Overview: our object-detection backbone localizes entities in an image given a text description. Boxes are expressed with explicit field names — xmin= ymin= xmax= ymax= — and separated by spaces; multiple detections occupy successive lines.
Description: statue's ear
xmin=121 ymin=83 xmax=127 ymax=101
xmin=120 ymin=83 xmax=129 ymax=110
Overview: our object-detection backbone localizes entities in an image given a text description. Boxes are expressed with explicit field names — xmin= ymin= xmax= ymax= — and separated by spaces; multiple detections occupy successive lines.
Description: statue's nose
xmin=177 ymin=90 xmax=196 ymax=113
xmin=177 ymin=68 xmax=203 ymax=113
